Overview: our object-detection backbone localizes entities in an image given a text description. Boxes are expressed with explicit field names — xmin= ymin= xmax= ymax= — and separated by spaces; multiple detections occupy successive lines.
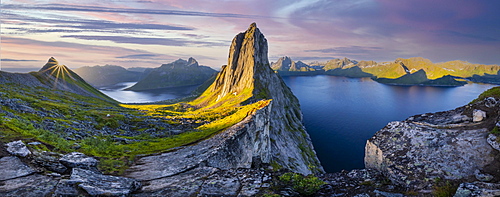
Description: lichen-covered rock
xmin=365 ymin=98 xmax=500 ymax=190
xmin=366 ymin=121 xmax=494 ymax=188
xmin=0 ymin=156 xmax=36 ymax=181
xmin=52 ymin=179 xmax=81 ymax=197
xmin=486 ymin=134 xmax=500 ymax=151
xmin=32 ymin=150 xmax=67 ymax=174
xmin=318 ymin=169 xmax=405 ymax=196
xmin=59 ymin=152 xmax=98 ymax=170
xmin=199 ymin=170 xmax=241 ymax=196
xmin=6 ymin=140 xmax=31 ymax=157
xmin=0 ymin=174 xmax=58 ymax=196
xmin=137 ymin=167 xmax=218 ymax=197
xmin=454 ymin=182 xmax=500 ymax=197
xmin=70 ymin=168 xmax=141 ymax=196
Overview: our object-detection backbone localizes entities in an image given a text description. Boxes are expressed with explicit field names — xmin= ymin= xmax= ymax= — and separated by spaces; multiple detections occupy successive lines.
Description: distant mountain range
xmin=272 ymin=56 xmax=500 ymax=86
xmin=125 ymin=58 xmax=216 ymax=91
xmin=73 ymin=57 xmax=216 ymax=91
xmin=73 ymin=65 xmax=146 ymax=87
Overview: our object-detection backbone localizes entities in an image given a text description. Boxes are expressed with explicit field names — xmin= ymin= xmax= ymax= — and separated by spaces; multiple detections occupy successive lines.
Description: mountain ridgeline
xmin=72 ymin=65 xmax=145 ymax=87
xmin=125 ymin=58 xmax=217 ymax=91
xmin=273 ymin=56 xmax=500 ymax=86
xmin=1 ymin=57 xmax=115 ymax=103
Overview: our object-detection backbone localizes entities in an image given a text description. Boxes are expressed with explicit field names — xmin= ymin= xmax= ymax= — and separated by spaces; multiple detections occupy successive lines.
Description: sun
xmin=39 ymin=64 xmax=75 ymax=88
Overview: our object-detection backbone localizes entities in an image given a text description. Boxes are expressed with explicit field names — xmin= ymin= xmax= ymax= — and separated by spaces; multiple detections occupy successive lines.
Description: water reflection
xmin=99 ymin=82 xmax=198 ymax=103
xmin=282 ymin=75 xmax=496 ymax=172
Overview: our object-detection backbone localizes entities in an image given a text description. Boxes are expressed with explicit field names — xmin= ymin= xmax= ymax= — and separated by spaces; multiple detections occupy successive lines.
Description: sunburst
xmin=39 ymin=64 xmax=76 ymax=89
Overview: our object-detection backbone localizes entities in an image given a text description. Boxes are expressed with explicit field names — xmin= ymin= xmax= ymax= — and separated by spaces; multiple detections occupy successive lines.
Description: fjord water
xmin=100 ymin=76 xmax=496 ymax=172
xmin=281 ymin=75 xmax=496 ymax=172
xmin=99 ymin=82 xmax=198 ymax=103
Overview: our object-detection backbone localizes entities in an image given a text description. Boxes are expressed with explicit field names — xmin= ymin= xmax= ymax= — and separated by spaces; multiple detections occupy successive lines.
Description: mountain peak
xmin=187 ymin=57 xmax=198 ymax=66
xmin=39 ymin=57 xmax=60 ymax=72
xmin=48 ymin=57 xmax=58 ymax=64
xmin=192 ymin=23 xmax=323 ymax=174
xmin=195 ymin=22 xmax=270 ymax=106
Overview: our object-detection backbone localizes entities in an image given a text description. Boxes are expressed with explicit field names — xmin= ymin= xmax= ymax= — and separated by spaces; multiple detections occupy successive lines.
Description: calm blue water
xmin=99 ymin=82 xmax=198 ymax=103
xmin=100 ymin=76 xmax=497 ymax=172
xmin=281 ymin=75 xmax=496 ymax=172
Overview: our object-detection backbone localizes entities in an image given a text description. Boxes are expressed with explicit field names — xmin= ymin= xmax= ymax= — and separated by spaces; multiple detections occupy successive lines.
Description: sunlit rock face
xmin=365 ymin=97 xmax=500 ymax=190
xmin=198 ymin=22 xmax=323 ymax=174
xmin=125 ymin=24 xmax=323 ymax=190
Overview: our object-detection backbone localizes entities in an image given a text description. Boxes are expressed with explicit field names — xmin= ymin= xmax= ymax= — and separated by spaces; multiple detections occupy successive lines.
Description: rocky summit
xmin=192 ymin=22 xmax=323 ymax=174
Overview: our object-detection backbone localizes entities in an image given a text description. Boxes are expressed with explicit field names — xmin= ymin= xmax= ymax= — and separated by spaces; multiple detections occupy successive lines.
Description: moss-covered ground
xmin=0 ymin=83 xmax=270 ymax=175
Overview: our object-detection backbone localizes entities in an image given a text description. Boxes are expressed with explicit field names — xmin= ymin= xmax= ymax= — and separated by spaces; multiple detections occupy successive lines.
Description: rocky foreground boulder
xmin=365 ymin=96 xmax=500 ymax=193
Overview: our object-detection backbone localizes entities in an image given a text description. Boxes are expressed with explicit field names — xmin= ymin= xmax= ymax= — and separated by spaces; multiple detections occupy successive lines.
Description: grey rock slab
xmin=237 ymin=168 xmax=267 ymax=197
xmin=0 ymin=174 xmax=58 ymax=197
xmin=137 ymin=167 xmax=218 ymax=197
xmin=33 ymin=150 xmax=67 ymax=174
xmin=126 ymin=107 xmax=268 ymax=181
xmin=0 ymin=156 xmax=36 ymax=181
xmin=486 ymin=134 xmax=500 ymax=151
xmin=59 ymin=152 xmax=98 ymax=170
xmin=454 ymin=182 xmax=500 ymax=197
xmin=52 ymin=179 xmax=82 ymax=197
xmin=6 ymin=140 xmax=31 ymax=157
xmin=70 ymin=168 xmax=141 ymax=196
xmin=365 ymin=121 xmax=494 ymax=189
xmin=199 ymin=170 xmax=241 ymax=197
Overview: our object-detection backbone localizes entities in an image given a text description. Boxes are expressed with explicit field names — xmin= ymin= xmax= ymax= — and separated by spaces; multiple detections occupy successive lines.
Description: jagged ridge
xmin=192 ymin=23 xmax=323 ymax=174
xmin=126 ymin=57 xmax=217 ymax=91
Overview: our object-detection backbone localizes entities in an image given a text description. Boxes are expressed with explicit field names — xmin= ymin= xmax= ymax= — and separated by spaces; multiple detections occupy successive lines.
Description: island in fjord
xmin=272 ymin=56 xmax=500 ymax=86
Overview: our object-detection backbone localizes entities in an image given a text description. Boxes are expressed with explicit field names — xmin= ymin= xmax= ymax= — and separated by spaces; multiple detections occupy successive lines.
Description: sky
xmin=1 ymin=0 xmax=500 ymax=70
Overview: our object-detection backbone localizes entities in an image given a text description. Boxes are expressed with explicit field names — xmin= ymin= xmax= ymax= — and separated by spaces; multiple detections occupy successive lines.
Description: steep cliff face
xmin=193 ymin=23 xmax=323 ymax=174
xmin=365 ymin=96 xmax=500 ymax=189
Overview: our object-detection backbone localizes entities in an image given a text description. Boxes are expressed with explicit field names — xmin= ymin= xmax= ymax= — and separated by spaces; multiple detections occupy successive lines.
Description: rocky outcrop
xmin=6 ymin=140 xmax=31 ymax=157
xmin=122 ymin=22 xmax=323 ymax=195
xmin=192 ymin=23 xmax=323 ymax=174
xmin=0 ymin=156 xmax=36 ymax=181
xmin=126 ymin=57 xmax=217 ymax=91
xmin=67 ymin=168 xmax=141 ymax=196
xmin=59 ymin=152 xmax=99 ymax=171
xmin=126 ymin=103 xmax=271 ymax=178
xmin=455 ymin=182 xmax=500 ymax=197
xmin=0 ymin=142 xmax=141 ymax=196
xmin=365 ymin=97 xmax=500 ymax=190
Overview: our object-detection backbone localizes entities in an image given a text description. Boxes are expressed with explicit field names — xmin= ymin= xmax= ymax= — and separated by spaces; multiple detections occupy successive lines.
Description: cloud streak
xmin=1 ymin=59 xmax=39 ymax=62
xmin=2 ymin=3 xmax=270 ymax=19
xmin=61 ymin=35 xmax=226 ymax=47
